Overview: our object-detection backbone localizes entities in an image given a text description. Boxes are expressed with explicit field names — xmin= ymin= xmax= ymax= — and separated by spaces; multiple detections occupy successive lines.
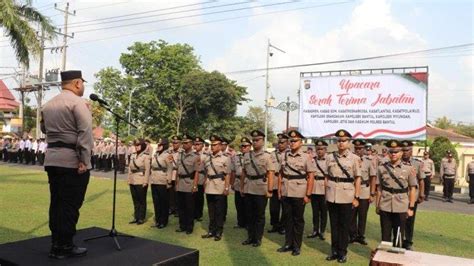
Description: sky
xmin=0 ymin=0 xmax=472 ymax=133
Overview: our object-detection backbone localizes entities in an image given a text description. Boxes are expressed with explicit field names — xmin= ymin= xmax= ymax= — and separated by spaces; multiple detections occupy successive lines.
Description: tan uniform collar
xmin=253 ymin=149 xmax=264 ymax=156
xmin=335 ymin=149 xmax=350 ymax=157
xmin=288 ymin=149 xmax=304 ymax=157
xmin=211 ymin=151 xmax=223 ymax=158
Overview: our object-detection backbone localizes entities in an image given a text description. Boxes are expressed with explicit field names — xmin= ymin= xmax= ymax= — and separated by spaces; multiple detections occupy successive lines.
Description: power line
xmin=226 ymin=43 xmax=474 ymax=74
xmin=73 ymin=1 xmax=298 ymax=34
xmin=67 ymin=1 xmax=250 ymax=29
xmin=64 ymin=1 xmax=352 ymax=46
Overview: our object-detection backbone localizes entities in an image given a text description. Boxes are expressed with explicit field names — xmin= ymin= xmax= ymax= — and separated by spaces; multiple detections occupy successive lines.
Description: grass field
xmin=1 ymin=165 xmax=473 ymax=265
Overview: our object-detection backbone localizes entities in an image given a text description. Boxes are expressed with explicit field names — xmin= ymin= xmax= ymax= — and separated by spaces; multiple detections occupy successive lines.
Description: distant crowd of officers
xmin=0 ymin=137 xmax=47 ymax=165
xmin=119 ymin=128 xmax=473 ymax=264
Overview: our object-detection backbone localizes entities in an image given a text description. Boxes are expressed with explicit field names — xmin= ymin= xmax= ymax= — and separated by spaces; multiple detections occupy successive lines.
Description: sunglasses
xmin=278 ymin=141 xmax=287 ymax=144
xmin=289 ymin=139 xmax=300 ymax=143
xmin=240 ymin=144 xmax=251 ymax=148
xmin=388 ymin=150 xmax=401 ymax=154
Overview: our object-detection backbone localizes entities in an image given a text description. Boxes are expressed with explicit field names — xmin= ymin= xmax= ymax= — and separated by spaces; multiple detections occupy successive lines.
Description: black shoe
xmin=337 ymin=255 xmax=347 ymax=263
xmin=326 ymin=254 xmax=338 ymax=261
xmin=176 ymin=228 xmax=186 ymax=233
xmin=277 ymin=245 xmax=293 ymax=252
xmin=242 ymin=239 xmax=254 ymax=245
xmin=291 ymin=248 xmax=301 ymax=256
xmin=136 ymin=220 xmax=144 ymax=225
xmin=278 ymin=229 xmax=286 ymax=235
xmin=50 ymin=245 xmax=87 ymax=259
xmin=349 ymin=238 xmax=356 ymax=244
xmin=252 ymin=240 xmax=261 ymax=247
xmin=319 ymin=234 xmax=326 ymax=241
xmin=448 ymin=198 xmax=454 ymax=203
xmin=267 ymin=227 xmax=279 ymax=233
xmin=214 ymin=234 xmax=222 ymax=241
xmin=404 ymin=244 xmax=413 ymax=250
xmin=202 ymin=233 xmax=214 ymax=239
xmin=186 ymin=231 xmax=193 ymax=235
xmin=158 ymin=224 xmax=166 ymax=229
xmin=129 ymin=219 xmax=138 ymax=224
xmin=357 ymin=238 xmax=368 ymax=245
xmin=307 ymin=231 xmax=319 ymax=238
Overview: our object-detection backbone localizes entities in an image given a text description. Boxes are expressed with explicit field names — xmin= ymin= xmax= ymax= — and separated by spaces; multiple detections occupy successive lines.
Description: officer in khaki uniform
xmin=268 ymin=133 xmax=288 ymax=234
xmin=202 ymin=135 xmax=232 ymax=241
xmin=168 ymin=135 xmax=182 ymax=216
xmin=401 ymin=140 xmax=424 ymax=250
xmin=240 ymin=130 xmax=275 ymax=247
xmin=117 ymin=140 xmax=127 ymax=174
xmin=466 ymin=156 xmax=474 ymax=204
xmin=349 ymin=139 xmax=376 ymax=245
xmin=41 ymin=70 xmax=93 ymax=259
xmin=325 ymin=129 xmax=361 ymax=264
xmin=422 ymin=151 xmax=435 ymax=201
xmin=175 ymin=134 xmax=200 ymax=234
xmin=308 ymin=139 xmax=328 ymax=240
xmin=220 ymin=136 xmax=232 ymax=222
xmin=277 ymin=130 xmax=315 ymax=256
xmin=440 ymin=151 xmax=457 ymax=202
xmin=150 ymin=138 xmax=173 ymax=228
xmin=376 ymin=140 xmax=417 ymax=247
xmin=128 ymin=140 xmax=151 ymax=225
xmin=193 ymin=136 xmax=206 ymax=221
xmin=231 ymin=137 xmax=251 ymax=229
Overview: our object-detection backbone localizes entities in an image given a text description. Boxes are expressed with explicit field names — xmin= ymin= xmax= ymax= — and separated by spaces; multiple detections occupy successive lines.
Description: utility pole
xmin=55 ymin=2 xmax=75 ymax=70
xmin=36 ymin=28 xmax=45 ymax=138
xmin=263 ymin=39 xmax=285 ymax=149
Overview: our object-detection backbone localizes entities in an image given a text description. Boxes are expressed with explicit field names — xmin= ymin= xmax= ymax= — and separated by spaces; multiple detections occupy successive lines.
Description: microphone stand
xmin=84 ymin=102 xmax=137 ymax=250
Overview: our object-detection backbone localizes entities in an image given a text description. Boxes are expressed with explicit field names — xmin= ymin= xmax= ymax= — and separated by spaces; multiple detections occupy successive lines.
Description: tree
xmin=0 ymin=0 xmax=55 ymax=68
xmin=429 ymin=136 xmax=458 ymax=174
xmin=434 ymin=116 xmax=454 ymax=129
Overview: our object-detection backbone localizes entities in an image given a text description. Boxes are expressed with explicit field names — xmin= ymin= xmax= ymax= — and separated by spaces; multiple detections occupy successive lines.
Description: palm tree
xmin=0 ymin=0 xmax=56 ymax=68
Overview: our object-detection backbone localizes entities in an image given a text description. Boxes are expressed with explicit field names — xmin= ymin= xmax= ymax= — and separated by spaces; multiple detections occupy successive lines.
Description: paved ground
xmin=1 ymin=161 xmax=473 ymax=215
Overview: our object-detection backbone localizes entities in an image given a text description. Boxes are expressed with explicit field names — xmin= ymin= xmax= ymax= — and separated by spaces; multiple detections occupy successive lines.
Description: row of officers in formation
xmin=122 ymin=128 xmax=474 ymax=264
xmin=0 ymin=137 xmax=47 ymax=165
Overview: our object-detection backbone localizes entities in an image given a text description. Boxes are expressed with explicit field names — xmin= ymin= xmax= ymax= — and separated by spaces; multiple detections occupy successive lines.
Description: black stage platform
xmin=0 ymin=227 xmax=199 ymax=266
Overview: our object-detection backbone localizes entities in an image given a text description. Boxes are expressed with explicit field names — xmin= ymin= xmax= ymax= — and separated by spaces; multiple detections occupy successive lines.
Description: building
xmin=0 ymin=80 xmax=20 ymax=134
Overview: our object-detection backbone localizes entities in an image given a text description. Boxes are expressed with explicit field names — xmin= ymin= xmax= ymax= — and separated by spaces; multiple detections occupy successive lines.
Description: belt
xmin=179 ymin=173 xmax=195 ymax=180
xmin=130 ymin=169 xmax=143 ymax=174
xmin=444 ymin=174 xmax=455 ymax=177
xmin=283 ymin=175 xmax=306 ymax=180
xmin=248 ymin=175 xmax=265 ymax=180
xmin=328 ymin=176 xmax=354 ymax=183
xmin=424 ymin=172 xmax=431 ymax=175
xmin=382 ymin=185 xmax=408 ymax=194
xmin=361 ymin=180 xmax=370 ymax=186
xmin=152 ymin=167 xmax=167 ymax=172
xmin=208 ymin=173 xmax=225 ymax=180
xmin=47 ymin=142 xmax=76 ymax=150
xmin=315 ymin=176 xmax=325 ymax=180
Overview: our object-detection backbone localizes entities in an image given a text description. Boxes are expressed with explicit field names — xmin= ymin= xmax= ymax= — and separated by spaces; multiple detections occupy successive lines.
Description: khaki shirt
xmin=204 ymin=151 xmax=231 ymax=195
xmin=281 ymin=150 xmax=316 ymax=198
xmin=440 ymin=160 xmax=457 ymax=178
xmin=422 ymin=158 xmax=435 ymax=176
xmin=271 ymin=149 xmax=285 ymax=190
xmin=41 ymin=90 xmax=94 ymax=169
xmin=326 ymin=150 xmax=362 ymax=204
xmin=196 ymin=151 xmax=207 ymax=185
xmin=150 ymin=151 xmax=173 ymax=185
xmin=243 ymin=149 xmax=275 ymax=196
xmin=118 ymin=145 xmax=127 ymax=155
xmin=466 ymin=161 xmax=474 ymax=182
xmin=402 ymin=158 xmax=424 ymax=199
xmin=359 ymin=155 xmax=376 ymax=199
xmin=377 ymin=161 xmax=417 ymax=213
xmin=169 ymin=149 xmax=181 ymax=181
xmin=128 ymin=152 xmax=151 ymax=185
xmin=233 ymin=153 xmax=244 ymax=192
xmin=176 ymin=150 xmax=200 ymax=193
xmin=312 ymin=155 xmax=328 ymax=195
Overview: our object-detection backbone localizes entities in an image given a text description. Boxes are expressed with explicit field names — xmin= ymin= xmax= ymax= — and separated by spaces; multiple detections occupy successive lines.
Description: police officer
xmin=375 ymin=140 xmax=417 ymax=247
xmin=268 ymin=133 xmax=288 ymax=234
xmin=221 ymin=136 xmax=233 ymax=222
xmin=240 ymin=130 xmax=275 ymax=247
xmin=277 ymin=130 xmax=315 ymax=256
xmin=440 ymin=151 xmax=457 ymax=202
xmin=128 ymin=140 xmax=151 ymax=225
xmin=232 ymin=136 xmax=251 ymax=229
xmin=193 ymin=136 xmax=207 ymax=221
xmin=349 ymin=139 xmax=376 ymax=245
xmin=325 ymin=129 xmax=361 ymax=264
xmin=117 ymin=140 xmax=127 ymax=174
xmin=168 ymin=135 xmax=182 ymax=216
xmin=175 ymin=134 xmax=200 ymax=234
xmin=422 ymin=151 xmax=435 ymax=201
xmin=41 ymin=70 xmax=92 ymax=259
xmin=150 ymin=138 xmax=173 ymax=228
xmin=202 ymin=135 xmax=231 ymax=241
xmin=466 ymin=156 xmax=474 ymax=204
xmin=307 ymin=139 xmax=328 ymax=240
xmin=401 ymin=140 xmax=424 ymax=250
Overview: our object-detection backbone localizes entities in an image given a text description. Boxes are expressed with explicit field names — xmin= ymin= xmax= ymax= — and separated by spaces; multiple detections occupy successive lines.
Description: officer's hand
xmin=352 ymin=198 xmax=359 ymax=208
xmin=407 ymin=209 xmax=414 ymax=217
xmin=418 ymin=195 xmax=425 ymax=204
xmin=278 ymin=191 xmax=281 ymax=200
xmin=240 ymin=191 xmax=245 ymax=197
xmin=303 ymin=196 xmax=310 ymax=204
xmin=223 ymin=189 xmax=229 ymax=196
xmin=142 ymin=183 xmax=148 ymax=188
xmin=369 ymin=196 xmax=374 ymax=203
xmin=78 ymin=162 xmax=87 ymax=174
xmin=266 ymin=191 xmax=272 ymax=198
xmin=375 ymin=207 xmax=380 ymax=215
xmin=192 ymin=186 xmax=198 ymax=193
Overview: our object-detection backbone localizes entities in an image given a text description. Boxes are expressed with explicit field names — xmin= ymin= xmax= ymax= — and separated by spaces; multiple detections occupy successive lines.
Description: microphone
xmin=89 ymin=93 xmax=109 ymax=106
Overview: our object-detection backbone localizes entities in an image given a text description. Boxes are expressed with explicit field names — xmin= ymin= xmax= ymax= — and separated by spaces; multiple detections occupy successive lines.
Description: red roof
xmin=0 ymin=80 xmax=19 ymax=111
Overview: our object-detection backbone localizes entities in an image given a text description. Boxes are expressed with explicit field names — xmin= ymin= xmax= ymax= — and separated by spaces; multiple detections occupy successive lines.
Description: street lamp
xmin=128 ymin=87 xmax=138 ymax=136
xmin=272 ymin=97 xmax=299 ymax=131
